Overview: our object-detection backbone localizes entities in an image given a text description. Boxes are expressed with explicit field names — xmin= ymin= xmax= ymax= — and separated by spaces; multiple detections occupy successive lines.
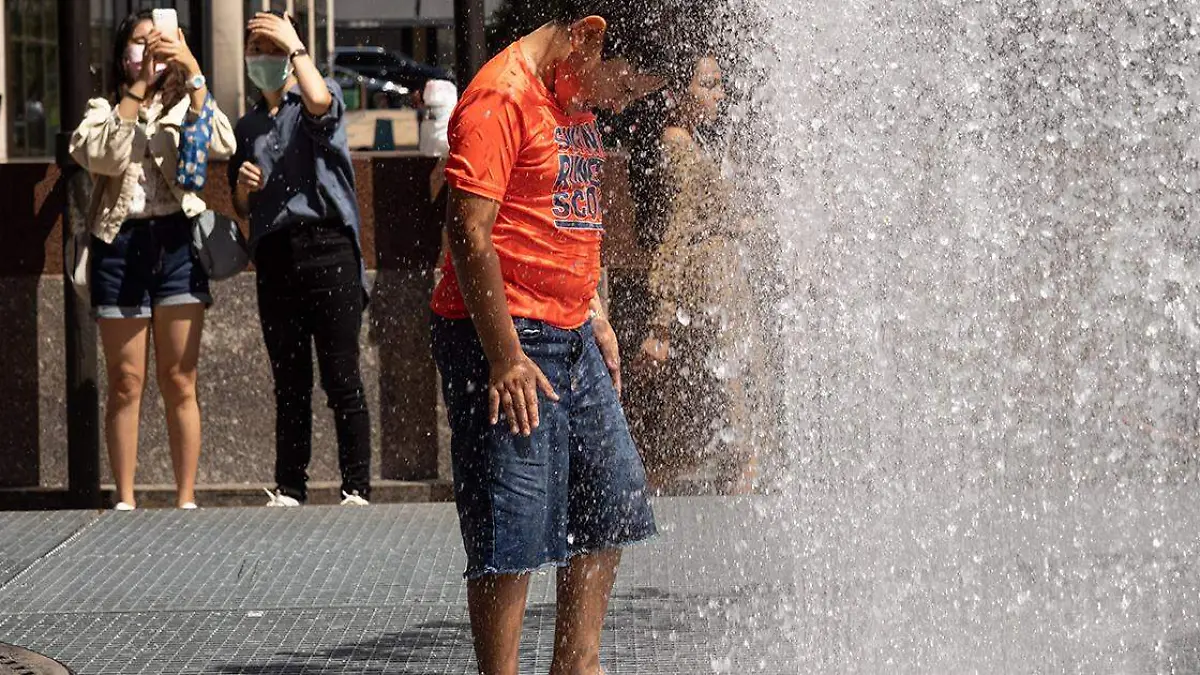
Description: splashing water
xmin=703 ymin=1 xmax=1200 ymax=671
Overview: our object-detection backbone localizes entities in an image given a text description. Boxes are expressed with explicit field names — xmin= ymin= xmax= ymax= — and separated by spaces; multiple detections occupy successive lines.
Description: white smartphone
xmin=151 ymin=8 xmax=178 ymax=36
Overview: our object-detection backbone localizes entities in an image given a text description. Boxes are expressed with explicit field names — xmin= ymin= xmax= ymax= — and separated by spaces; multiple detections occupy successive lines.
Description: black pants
xmin=255 ymin=222 xmax=370 ymax=501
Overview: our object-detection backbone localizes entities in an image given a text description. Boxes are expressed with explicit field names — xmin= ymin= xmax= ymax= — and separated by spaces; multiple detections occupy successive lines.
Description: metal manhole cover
xmin=0 ymin=643 xmax=72 ymax=675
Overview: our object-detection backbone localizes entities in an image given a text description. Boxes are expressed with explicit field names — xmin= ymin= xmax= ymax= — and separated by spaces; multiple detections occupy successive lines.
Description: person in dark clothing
xmin=229 ymin=10 xmax=371 ymax=507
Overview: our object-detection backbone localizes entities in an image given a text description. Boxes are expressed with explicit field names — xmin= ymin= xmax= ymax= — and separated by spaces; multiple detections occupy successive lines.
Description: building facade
xmin=335 ymin=0 xmax=502 ymax=74
xmin=1 ymin=0 xmax=335 ymax=163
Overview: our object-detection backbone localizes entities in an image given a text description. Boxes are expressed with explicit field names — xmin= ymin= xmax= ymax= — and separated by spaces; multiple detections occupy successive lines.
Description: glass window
xmin=434 ymin=27 xmax=455 ymax=71
xmin=293 ymin=0 xmax=309 ymax=53
xmin=90 ymin=0 xmax=118 ymax=101
xmin=313 ymin=0 xmax=329 ymax=68
xmin=5 ymin=0 xmax=203 ymax=159
xmin=6 ymin=0 xmax=59 ymax=158
xmin=245 ymin=0 xmax=274 ymax=18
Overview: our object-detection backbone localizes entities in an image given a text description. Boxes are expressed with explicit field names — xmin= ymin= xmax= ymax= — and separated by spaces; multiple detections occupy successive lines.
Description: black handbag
xmin=191 ymin=210 xmax=250 ymax=281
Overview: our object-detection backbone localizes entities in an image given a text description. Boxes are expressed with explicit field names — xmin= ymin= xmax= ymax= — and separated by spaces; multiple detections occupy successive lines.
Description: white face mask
xmin=124 ymin=43 xmax=167 ymax=82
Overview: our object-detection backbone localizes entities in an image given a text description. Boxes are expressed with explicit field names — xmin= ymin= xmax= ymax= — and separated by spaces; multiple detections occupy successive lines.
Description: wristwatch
xmin=187 ymin=73 xmax=206 ymax=92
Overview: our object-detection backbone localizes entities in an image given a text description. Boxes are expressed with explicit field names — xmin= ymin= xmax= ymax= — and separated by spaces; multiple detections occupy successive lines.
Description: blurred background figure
xmin=624 ymin=54 xmax=772 ymax=495
xmin=418 ymin=78 xmax=458 ymax=200
xmin=418 ymin=78 xmax=457 ymax=158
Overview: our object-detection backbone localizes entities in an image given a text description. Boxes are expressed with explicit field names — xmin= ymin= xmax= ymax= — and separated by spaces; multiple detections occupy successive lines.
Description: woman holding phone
xmin=69 ymin=9 xmax=235 ymax=510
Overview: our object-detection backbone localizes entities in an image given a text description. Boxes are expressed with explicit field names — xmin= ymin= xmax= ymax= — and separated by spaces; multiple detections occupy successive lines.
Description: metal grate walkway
xmin=4 ymin=492 xmax=1200 ymax=673
xmin=0 ymin=499 xmax=787 ymax=674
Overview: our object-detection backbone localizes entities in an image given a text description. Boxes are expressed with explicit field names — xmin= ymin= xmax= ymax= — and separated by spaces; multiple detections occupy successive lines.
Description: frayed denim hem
xmin=568 ymin=528 xmax=660 ymax=560
xmin=463 ymin=559 xmax=570 ymax=581
xmin=461 ymin=529 xmax=660 ymax=581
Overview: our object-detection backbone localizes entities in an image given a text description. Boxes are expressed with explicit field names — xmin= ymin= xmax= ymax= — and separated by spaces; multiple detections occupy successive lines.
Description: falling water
xmin=704 ymin=1 xmax=1200 ymax=671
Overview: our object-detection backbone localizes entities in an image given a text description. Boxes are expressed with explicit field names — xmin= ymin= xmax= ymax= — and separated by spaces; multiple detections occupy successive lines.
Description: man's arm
xmin=446 ymin=189 xmax=520 ymax=367
xmin=446 ymin=187 xmax=559 ymax=435
xmin=588 ymin=292 xmax=623 ymax=396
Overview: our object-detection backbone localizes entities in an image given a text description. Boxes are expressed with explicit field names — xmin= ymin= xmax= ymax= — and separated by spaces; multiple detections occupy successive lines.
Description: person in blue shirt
xmin=229 ymin=10 xmax=371 ymax=508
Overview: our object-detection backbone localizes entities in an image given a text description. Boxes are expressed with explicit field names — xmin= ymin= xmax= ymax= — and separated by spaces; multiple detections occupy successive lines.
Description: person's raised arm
xmin=70 ymin=49 xmax=161 ymax=176
xmin=446 ymin=188 xmax=559 ymax=436
xmin=247 ymin=12 xmax=331 ymax=117
xmin=146 ymin=28 xmax=208 ymax=115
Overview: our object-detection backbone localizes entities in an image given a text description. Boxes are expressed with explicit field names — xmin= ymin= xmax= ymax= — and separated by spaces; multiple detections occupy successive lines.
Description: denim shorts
xmin=90 ymin=212 xmax=211 ymax=319
xmin=432 ymin=316 xmax=657 ymax=579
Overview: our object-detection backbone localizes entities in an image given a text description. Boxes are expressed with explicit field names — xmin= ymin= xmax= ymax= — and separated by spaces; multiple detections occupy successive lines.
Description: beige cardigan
xmin=68 ymin=95 xmax=236 ymax=243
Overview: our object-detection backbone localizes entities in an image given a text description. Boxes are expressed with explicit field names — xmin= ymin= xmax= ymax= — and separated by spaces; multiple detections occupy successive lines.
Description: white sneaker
xmin=264 ymin=488 xmax=300 ymax=507
xmin=180 ymin=502 xmax=198 ymax=510
xmin=114 ymin=502 xmax=135 ymax=512
xmin=340 ymin=491 xmax=369 ymax=506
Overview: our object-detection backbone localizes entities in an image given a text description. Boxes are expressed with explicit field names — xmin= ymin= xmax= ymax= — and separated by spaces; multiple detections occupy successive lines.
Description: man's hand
xmin=248 ymin=12 xmax=305 ymax=53
xmin=147 ymin=28 xmax=200 ymax=77
xmin=237 ymin=162 xmax=266 ymax=192
xmin=489 ymin=354 xmax=559 ymax=436
xmin=592 ymin=317 xmax=623 ymax=396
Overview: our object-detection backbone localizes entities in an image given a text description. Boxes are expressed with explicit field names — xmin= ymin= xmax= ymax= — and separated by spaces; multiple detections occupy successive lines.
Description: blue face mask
xmin=245 ymin=55 xmax=291 ymax=92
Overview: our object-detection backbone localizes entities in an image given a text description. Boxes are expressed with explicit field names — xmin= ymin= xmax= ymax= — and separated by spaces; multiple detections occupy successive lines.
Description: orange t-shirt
xmin=430 ymin=43 xmax=607 ymax=329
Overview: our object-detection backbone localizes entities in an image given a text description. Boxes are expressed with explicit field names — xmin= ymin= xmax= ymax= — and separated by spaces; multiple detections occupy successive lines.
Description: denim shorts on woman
xmin=431 ymin=316 xmax=657 ymax=579
xmin=90 ymin=212 xmax=211 ymax=319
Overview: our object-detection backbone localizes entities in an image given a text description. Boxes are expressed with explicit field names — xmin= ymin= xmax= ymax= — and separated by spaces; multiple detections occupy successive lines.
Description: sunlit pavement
xmin=0 ymin=492 xmax=1197 ymax=673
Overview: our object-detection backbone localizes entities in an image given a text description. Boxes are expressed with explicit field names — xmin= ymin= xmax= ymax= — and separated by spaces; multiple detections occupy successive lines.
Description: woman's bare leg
xmin=152 ymin=303 xmax=205 ymax=507
xmin=98 ymin=318 xmax=151 ymax=507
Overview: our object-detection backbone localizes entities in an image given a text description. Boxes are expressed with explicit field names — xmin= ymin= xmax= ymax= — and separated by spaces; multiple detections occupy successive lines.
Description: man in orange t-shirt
xmin=429 ymin=2 xmax=677 ymax=673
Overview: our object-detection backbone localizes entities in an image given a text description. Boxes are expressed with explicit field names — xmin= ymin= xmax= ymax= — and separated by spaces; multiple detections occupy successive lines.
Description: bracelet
xmin=123 ymin=90 xmax=145 ymax=103
xmin=288 ymin=48 xmax=309 ymax=62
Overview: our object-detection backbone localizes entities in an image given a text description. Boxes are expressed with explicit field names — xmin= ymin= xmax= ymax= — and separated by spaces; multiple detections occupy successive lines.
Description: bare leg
xmin=467 ymin=574 xmax=531 ymax=675
xmin=152 ymin=304 xmax=205 ymax=507
xmin=98 ymin=318 xmax=151 ymax=507
xmin=550 ymin=549 xmax=622 ymax=675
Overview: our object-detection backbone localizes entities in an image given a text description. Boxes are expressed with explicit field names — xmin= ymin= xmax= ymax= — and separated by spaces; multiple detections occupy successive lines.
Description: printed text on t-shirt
xmin=551 ymin=122 xmax=605 ymax=232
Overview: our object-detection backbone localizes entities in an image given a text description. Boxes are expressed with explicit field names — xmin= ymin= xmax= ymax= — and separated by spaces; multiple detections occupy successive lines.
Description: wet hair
xmin=245 ymin=10 xmax=300 ymax=44
xmin=111 ymin=10 xmax=154 ymax=98
xmin=485 ymin=0 xmax=705 ymax=85
xmin=540 ymin=0 xmax=696 ymax=79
